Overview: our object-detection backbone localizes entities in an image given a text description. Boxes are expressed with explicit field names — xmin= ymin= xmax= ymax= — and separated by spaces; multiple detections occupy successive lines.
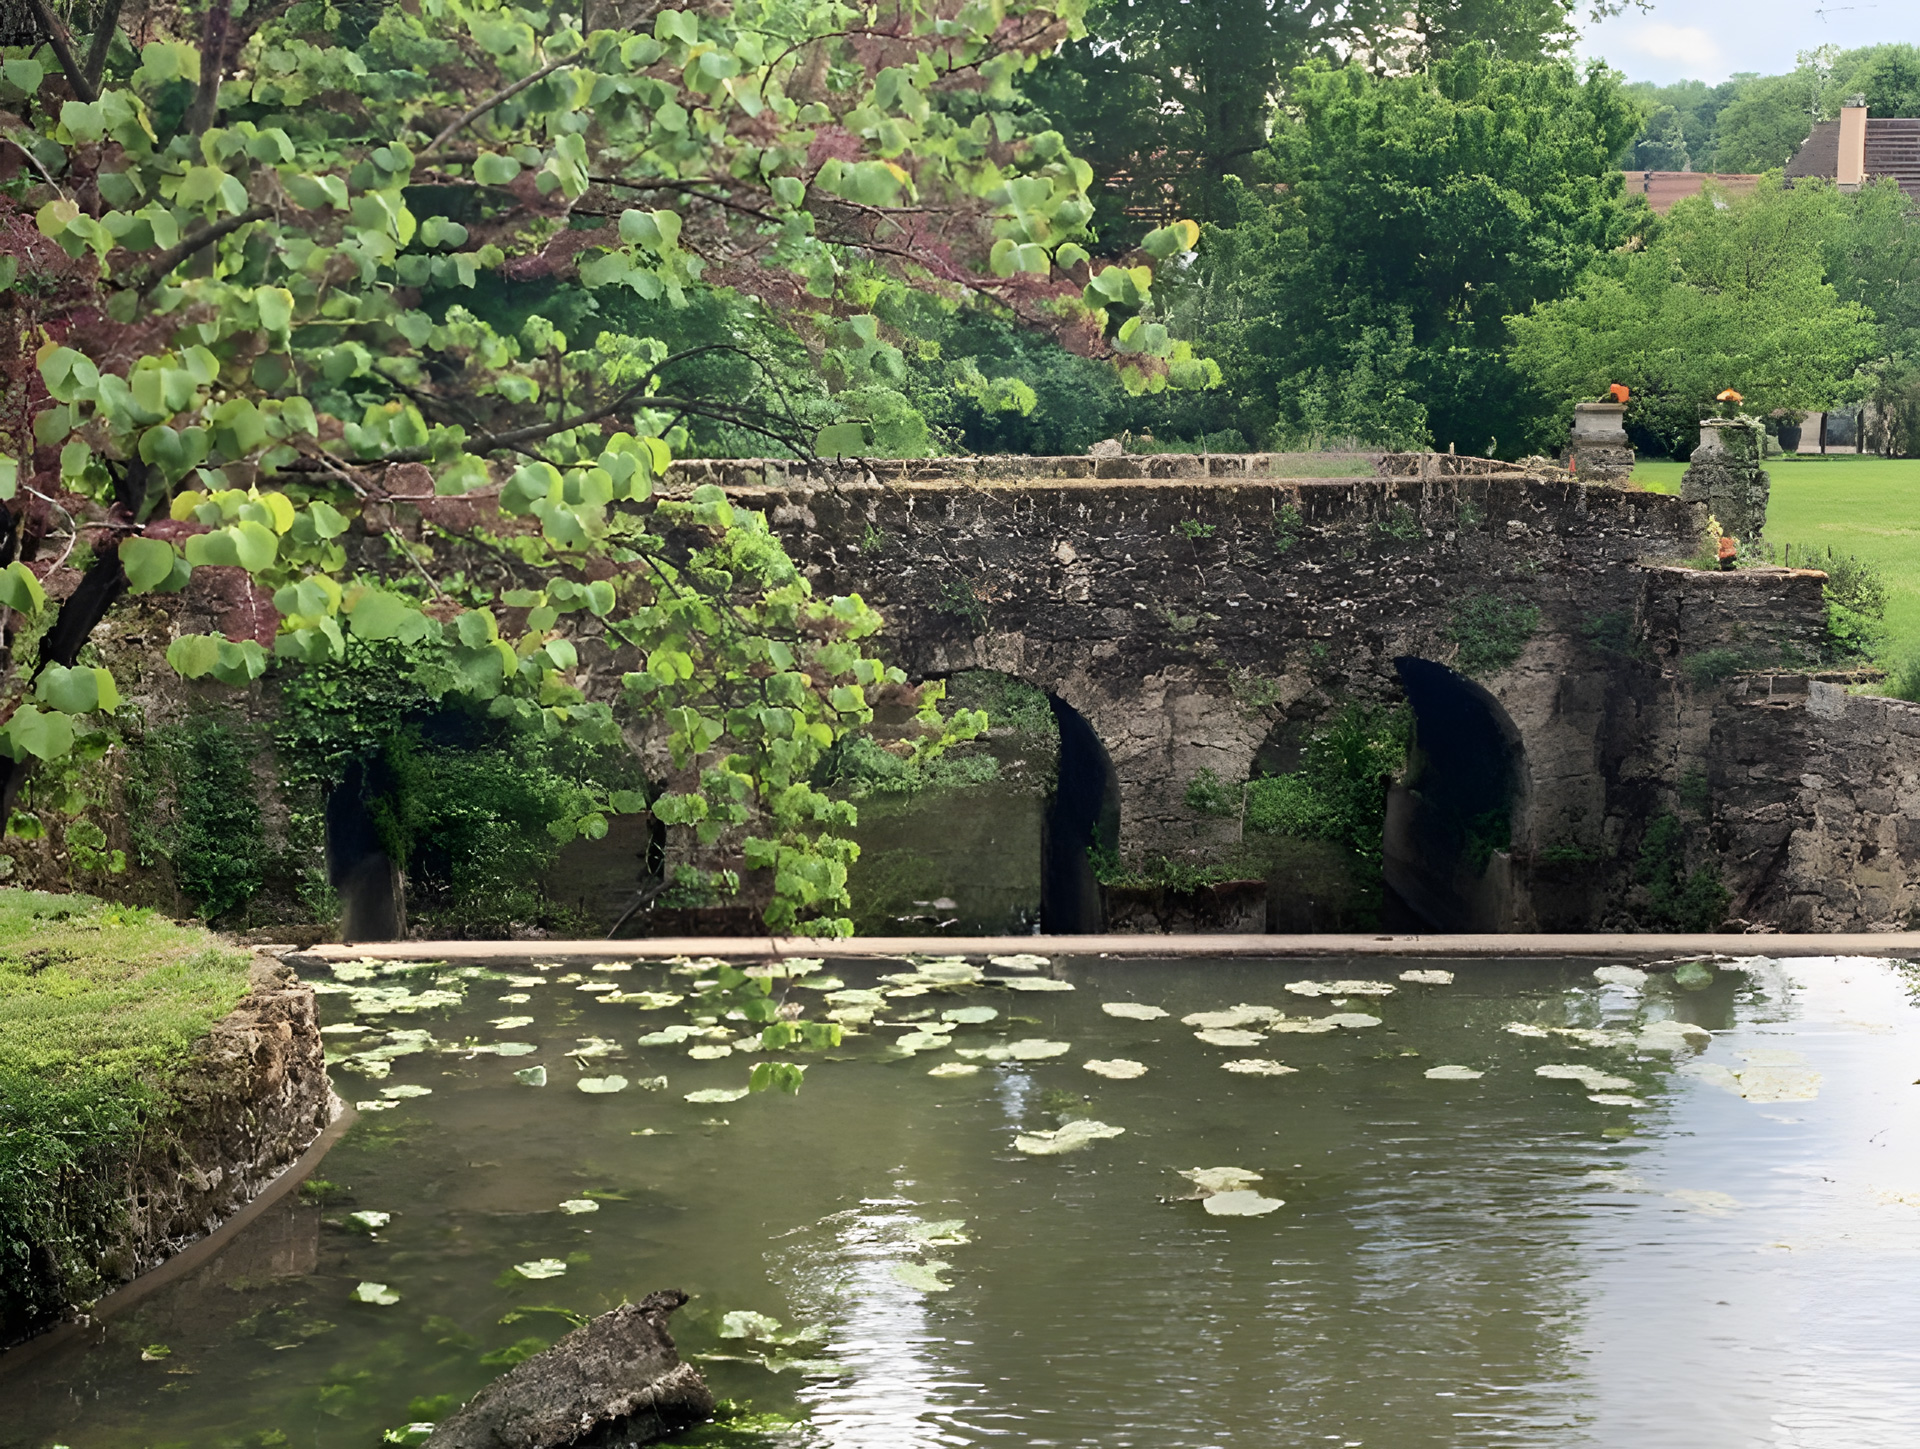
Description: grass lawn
xmin=1629 ymin=454 xmax=1920 ymax=668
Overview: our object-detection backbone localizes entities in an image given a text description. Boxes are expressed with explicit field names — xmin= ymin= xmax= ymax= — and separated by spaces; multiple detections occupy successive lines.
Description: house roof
xmin=1619 ymin=171 xmax=1762 ymax=214
xmin=1786 ymin=117 xmax=1920 ymax=197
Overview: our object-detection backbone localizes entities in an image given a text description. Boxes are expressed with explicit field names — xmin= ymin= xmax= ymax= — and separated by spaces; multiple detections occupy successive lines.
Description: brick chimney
xmin=1838 ymin=95 xmax=1868 ymax=189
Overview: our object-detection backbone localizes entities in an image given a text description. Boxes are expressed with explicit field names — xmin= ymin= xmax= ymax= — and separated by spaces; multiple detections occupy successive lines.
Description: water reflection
xmin=5 ymin=956 xmax=1919 ymax=1449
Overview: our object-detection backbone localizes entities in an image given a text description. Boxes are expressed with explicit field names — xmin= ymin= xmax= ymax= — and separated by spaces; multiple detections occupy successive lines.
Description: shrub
xmin=1184 ymin=768 xmax=1241 ymax=817
xmin=1815 ymin=549 xmax=1887 ymax=659
xmin=1635 ymin=813 xmax=1731 ymax=931
xmin=1447 ymin=594 xmax=1540 ymax=676
xmin=1244 ymin=703 xmax=1409 ymax=858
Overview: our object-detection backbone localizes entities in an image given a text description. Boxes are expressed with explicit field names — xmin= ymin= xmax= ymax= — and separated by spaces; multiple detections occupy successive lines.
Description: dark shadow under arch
xmin=1041 ymin=694 xmax=1119 ymax=933
xmin=1383 ymin=657 xmax=1528 ymax=932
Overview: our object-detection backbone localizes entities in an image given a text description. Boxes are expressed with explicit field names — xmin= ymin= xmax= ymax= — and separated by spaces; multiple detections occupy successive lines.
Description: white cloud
xmin=1617 ymin=22 xmax=1724 ymax=72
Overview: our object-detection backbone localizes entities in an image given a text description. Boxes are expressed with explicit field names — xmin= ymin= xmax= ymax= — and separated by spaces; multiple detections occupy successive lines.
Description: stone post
xmin=1563 ymin=402 xmax=1634 ymax=482
xmin=1680 ymin=417 xmax=1769 ymax=544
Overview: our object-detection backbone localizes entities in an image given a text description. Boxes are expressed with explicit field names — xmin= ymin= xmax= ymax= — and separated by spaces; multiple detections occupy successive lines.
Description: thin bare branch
xmin=418 ymin=56 xmax=569 ymax=160
xmin=134 ymin=204 xmax=273 ymax=293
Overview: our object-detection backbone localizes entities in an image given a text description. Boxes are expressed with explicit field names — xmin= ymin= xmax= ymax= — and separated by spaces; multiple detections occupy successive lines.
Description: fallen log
xmin=425 ymin=1290 xmax=713 ymax=1448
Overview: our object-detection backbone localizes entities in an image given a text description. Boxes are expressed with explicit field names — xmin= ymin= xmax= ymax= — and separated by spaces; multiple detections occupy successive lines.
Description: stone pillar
xmin=1563 ymin=402 xmax=1634 ymax=482
xmin=1680 ymin=417 xmax=1769 ymax=544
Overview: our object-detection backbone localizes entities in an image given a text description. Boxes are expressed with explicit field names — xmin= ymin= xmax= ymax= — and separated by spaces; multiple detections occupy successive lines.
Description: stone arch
xmin=1383 ymin=656 xmax=1530 ymax=931
xmin=326 ymin=759 xmax=406 ymax=942
xmin=1041 ymin=693 xmax=1120 ymax=933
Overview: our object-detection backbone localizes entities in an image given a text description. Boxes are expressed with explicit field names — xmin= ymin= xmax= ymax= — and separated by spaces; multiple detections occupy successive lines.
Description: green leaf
xmin=815 ymin=422 xmax=868 ymax=458
xmin=0 ymin=455 xmax=16 ymax=500
xmin=0 ymin=561 xmax=46 ymax=614
xmin=166 ymin=634 xmax=223 ymax=678
xmin=0 ymin=704 xmax=75 ymax=762
xmin=473 ymin=152 xmax=522 ymax=185
xmin=120 ymin=536 xmax=179 ymax=594
xmin=3 ymin=58 xmax=45 ymax=94
xmin=348 ymin=589 xmax=430 ymax=643
xmin=35 ymin=664 xmax=119 ymax=714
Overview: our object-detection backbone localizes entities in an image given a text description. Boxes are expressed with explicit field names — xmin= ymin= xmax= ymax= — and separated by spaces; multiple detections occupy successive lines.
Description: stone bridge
xmin=667 ymin=451 xmax=1917 ymax=935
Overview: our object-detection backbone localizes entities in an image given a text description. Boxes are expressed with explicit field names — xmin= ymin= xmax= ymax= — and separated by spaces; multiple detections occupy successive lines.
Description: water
xmin=8 ymin=953 xmax=1920 ymax=1449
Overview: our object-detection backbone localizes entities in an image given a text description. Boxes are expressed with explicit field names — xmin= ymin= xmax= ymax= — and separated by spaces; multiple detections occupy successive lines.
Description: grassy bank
xmin=1630 ymin=455 xmax=1920 ymax=668
xmin=0 ymin=890 xmax=250 ymax=1338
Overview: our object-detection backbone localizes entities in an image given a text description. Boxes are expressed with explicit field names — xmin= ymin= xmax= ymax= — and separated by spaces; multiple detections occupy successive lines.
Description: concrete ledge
xmin=293 ymin=933 xmax=1920 ymax=963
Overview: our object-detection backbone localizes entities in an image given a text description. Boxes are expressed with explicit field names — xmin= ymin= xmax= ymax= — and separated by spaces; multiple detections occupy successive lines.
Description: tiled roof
xmin=1619 ymin=171 xmax=1762 ymax=213
xmin=1786 ymin=117 xmax=1920 ymax=197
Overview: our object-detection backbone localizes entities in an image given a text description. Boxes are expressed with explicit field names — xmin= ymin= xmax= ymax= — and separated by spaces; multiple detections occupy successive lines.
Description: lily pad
xmin=908 ymin=1219 xmax=970 ymax=1246
xmin=1266 ymin=1017 xmax=1339 ymax=1034
xmin=1552 ymin=1027 xmax=1636 ymax=1048
xmin=988 ymin=953 xmax=1050 ymax=971
xmin=1183 ymin=1006 xmax=1279 ymax=1029
xmin=942 ymin=1006 xmax=999 ymax=1025
xmin=824 ymin=989 xmax=885 ymax=1007
xmin=890 ymin=1262 xmax=952 ymax=1292
xmin=1013 ymin=1119 xmax=1124 ymax=1155
xmin=893 ymin=1031 xmax=951 ymax=1054
xmin=687 ymin=1045 xmax=733 ymax=1060
xmin=1536 ymin=1064 xmax=1635 ymax=1092
xmin=558 ymin=1199 xmax=600 ymax=1214
xmin=577 ymin=1076 xmax=629 ymax=1094
xmin=589 ymin=962 xmax=632 ymax=973
xmin=1181 ymin=1167 xmax=1263 ymax=1193
xmin=575 ymin=981 xmax=621 ymax=994
xmin=607 ymin=991 xmax=684 ymax=1009
xmin=928 ymin=1062 xmax=981 ymax=1078
xmin=1202 ymin=1190 xmax=1285 ymax=1217
xmin=1084 ymin=1059 xmax=1149 ymax=1079
xmin=504 ymin=976 xmax=546 ymax=987
xmin=1398 ymin=969 xmax=1454 ymax=984
xmin=380 ymin=1084 xmax=433 ymax=1099
xmin=490 ymin=1017 xmax=536 ymax=1032
xmin=1503 ymin=1022 xmax=1551 ymax=1037
xmin=347 ymin=1210 xmax=392 ymax=1230
xmin=1221 ymin=1059 xmax=1296 ymax=1076
xmin=496 ymin=993 xmax=532 ymax=1004
xmin=1588 ymin=1093 xmax=1648 ymax=1107
xmin=321 ymin=1023 xmax=371 ymax=1035
xmin=1194 ymin=1028 xmax=1266 ymax=1047
xmin=1637 ymin=1019 xmax=1712 ymax=1051
xmin=954 ymin=1046 xmax=1011 ymax=1062
xmin=1727 ymin=1065 xmax=1823 ymax=1102
xmin=685 ymin=1088 xmax=750 ymax=1104
xmin=1425 ymin=1065 xmax=1484 ymax=1081
xmin=1006 ymin=1039 xmax=1072 ymax=1060
xmin=991 ymin=977 xmax=1074 ymax=992
xmin=351 ymin=1281 xmax=401 ymax=1305
xmin=333 ymin=962 xmax=381 ymax=981
xmin=795 ymin=976 xmax=846 ymax=991
xmin=569 ymin=1038 xmax=623 ymax=1058
xmin=1593 ymin=965 xmax=1648 ymax=988
xmin=1102 ymin=1002 xmax=1168 ymax=1020
xmin=514 ymin=1065 xmax=548 ymax=1086
xmin=719 ymin=1310 xmax=785 ymax=1340
xmin=638 ymin=1025 xmax=698 ymax=1045
xmin=1323 ymin=1014 xmax=1382 ymax=1030
xmin=490 ymin=1043 xmax=539 ymax=1057
xmin=513 ymin=1259 xmax=567 ymax=1280
xmin=354 ymin=1099 xmax=397 ymax=1112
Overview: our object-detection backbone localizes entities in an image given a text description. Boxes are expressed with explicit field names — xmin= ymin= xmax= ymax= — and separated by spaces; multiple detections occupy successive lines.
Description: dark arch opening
xmin=1041 ymin=694 xmax=1119 ymax=934
xmin=326 ymin=759 xmax=406 ymax=943
xmin=1383 ymin=657 xmax=1527 ymax=932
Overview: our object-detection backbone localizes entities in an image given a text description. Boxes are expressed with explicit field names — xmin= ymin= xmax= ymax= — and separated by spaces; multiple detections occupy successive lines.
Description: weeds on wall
xmin=4 ymin=721 xmax=128 ymax=885
xmin=1243 ymin=703 xmax=1411 ymax=859
xmin=1681 ymin=648 xmax=1754 ymax=686
xmin=1446 ymin=594 xmax=1540 ymax=676
xmin=1175 ymin=518 xmax=1219 ymax=541
xmin=1272 ymin=503 xmax=1305 ymax=553
xmin=1087 ymin=843 xmax=1248 ymax=893
xmin=813 ymin=735 xmax=1002 ymax=798
xmin=947 ymin=671 xmax=1055 ymax=738
xmin=1374 ymin=503 xmax=1423 ymax=542
xmin=933 ymin=576 xmax=988 ymax=633
xmin=1583 ymin=610 xmax=1649 ymax=661
xmin=1183 ymin=768 xmax=1242 ymax=817
xmin=128 ymin=718 xmax=266 ymax=923
xmin=1635 ymin=813 xmax=1731 ymax=931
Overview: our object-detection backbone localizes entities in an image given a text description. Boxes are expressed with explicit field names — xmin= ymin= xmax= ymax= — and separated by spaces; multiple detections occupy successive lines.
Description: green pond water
xmin=8 ymin=952 xmax=1920 ymax=1448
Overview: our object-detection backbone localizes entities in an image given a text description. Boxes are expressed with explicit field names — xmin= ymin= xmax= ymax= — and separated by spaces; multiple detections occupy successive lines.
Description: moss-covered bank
xmin=0 ymin=890 xmax=333 ymax=1346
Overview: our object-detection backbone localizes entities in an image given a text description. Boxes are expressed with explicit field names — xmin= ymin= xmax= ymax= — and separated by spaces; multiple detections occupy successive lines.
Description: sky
xmin=1576 ymin=0 xmax=1920 ymax=86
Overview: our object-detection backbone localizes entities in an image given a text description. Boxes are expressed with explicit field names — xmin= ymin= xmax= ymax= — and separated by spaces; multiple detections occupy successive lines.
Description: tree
xmin=1132 ymin=49 xmax=1646 ymax=455
xmin=1508 ymin=177 xmax=1879 ymax=457
xmin=1633 ymin=104 xmax=1689 ymax=171
xmin=0 ymin=0 xmax=1206 ymax=935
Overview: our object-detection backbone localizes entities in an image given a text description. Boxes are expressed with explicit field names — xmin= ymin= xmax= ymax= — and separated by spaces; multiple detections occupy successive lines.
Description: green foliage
xmin=1679 ymin=768 xmax=1712 ymax=815
xmin=1244 ymin=703 xmax=1410 ymax=859
xmin=1087 ymin=845 xmax=1247 ymax=893
xmin=1681 ymin=649 xmax=1753 ymax=686
xmin=1272 ymin=503 xmax=1305 ymax=553
xmin=946 ymin=671 xmax=1056 ymax=737
xmin=1635 ymin=813 xmax=1731 ymax=931
xmin=134 ymin=718 xmax=266 ymax=922
xmin=1375 ymin=504 xmax=1424 ymax=542
xmin=1176 ymin=518 xmax=1218 ymax=540
xmin=1812 ymin=550 xmax=1889 ymax=658
xmin=1130 ymin=49 xmax=1645 ymax=456
xmin=1183 ymin=768 xmax=1241 ymax=817
xmin=1583 ymin=610 xmax=1648 ymax=660
xmin=1509 ymin=177 xmax=1880 ymax=456
xmin=1885 ymin=651 xmax=1920 ymax=704
xmin=813 ymin=735 xmax=1000 ymax=799
xmin=0 ymin=890 xmax=250 ymax=1337
xmin=933 ymin=576 xmax=989 ymax=634
xmin=1447 ymin=594 xmax=1540 ymax=676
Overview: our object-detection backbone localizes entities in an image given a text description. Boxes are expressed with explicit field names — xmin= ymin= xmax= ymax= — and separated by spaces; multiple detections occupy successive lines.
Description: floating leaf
xmin=953 ymin=1046 xmax=1010 ymax=1062
xmin=685 ymin=1087 xmax=749 ymax=1103
xmin=354 ymin=1099 xmax=397 ymax=1111
xmin=491 ymin=1015 xmax=535 ymax=1029
xmin=639 ymin=1025 xmax=699 ymax=1045
xmin=1588 ymin=1093 xmax=1647 ymax=1107
xmin=1637 ymin=1019 xmax=1712 ymax=1051
xmin=941 ymin=1005 xmax=998 ymax=1024
xmin=513 ymin=1259 xmax=568 ymax=1280
xmin=1266 ymin=1018 xmax=1339 ymax=1034
xmin=1183 ymin=1006 xmax=1280 ymax=1029
xmin=1202 ymin=1190 xmax=1285 ymax=1217
xmin=558 ymin=1199 xmax=600 ymax=1214
xmin=1084 ymin=1058 xmax=1148 ymax=1079
xmin=1194 ymin=1028 xmax=1265 ymax=1047
xmin=380 ymin=1084 xmax=432 ymax=1099
xmin=491 ymin=1042 xmax=539 ymax=1057
xmin=570 ymin=1037 xmax=623 ymax=1057
xmin=608 ymin=991 xmax=683 ymax=1009
xmin=321 ymin=1022 xmax=370 ymax=1035
xmin=577 ymin=1076 xmax=629 ymax=1093
xmin=720 ymin=1310 xmax=784 ymax=1340
xmin=889 ymin=1262 xmax=952 ymax=1292
xmin=1536 ymin=1064 xmax=1635 ymax=1092
xmin=1424 ymin=1065 xmax=1484 ymax=1081
xmin=348 ymin=1211 xmax=392 ymax=1230
xmin=1222 ymin=1059 xmax=1295 ymax=1076
xmin=352 ymin=1281 xmax=401 ymax=1304
xmin=497 ymin=993 xmax=532 ymax=1004
xmin=1102 ymin=1002 xmax=1168 ymax=1020
xmin=1399 ymin=969 xmax=1455 ymax=984
xmin=515 ymin=1066 xmax=548 ymax=1086
xmin=892 ymin=1031 xmax=950 ymax=1054
xmin=1180 ymin=1167 xmax=1262 ymax=1193
xmin=928 ymin=1061 xmax=980 ymax=1078
xmin=1014 ymin=1119 xmax=1124 ymax=1155
xmin=992 ymin=977 xmax=1074 ymax=992
xmin=1593 ymin=965 xmax=1648 ymax=988
xmin=1672 ymin=960 xmax=1715 ymax=990
xmin=1503 ymin=1022 xmax=1551 ymax=1038
xmin=1007 ymin=1039 xmax=1071 ymax=1060
xmin=687 ymin=1044 xmax=733 ymax=1060
xmin=1323 ymin=1014 xmax=1382 ymax=1030
xmin=987 ymin=953 xmax=1049 ymax=970
xmin=1725 ymin=1065 xmax=1823 ymax=1102
xmin=907 ymin=1219 xmax=970 ymax=1246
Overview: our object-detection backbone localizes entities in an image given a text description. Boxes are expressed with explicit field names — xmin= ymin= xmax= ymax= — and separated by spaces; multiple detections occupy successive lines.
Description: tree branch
xmin=185 ymin=0 xmax=233 ymax=136
xmin=82 ymin=0 xmax=126 ymax=91
xmin=134 ymin=204 xmax=273 ymax=293
xmin=24 ymin=0 xmax=97 ymax=103
xmin=418 ymin=56 xmax=570 ymax=160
